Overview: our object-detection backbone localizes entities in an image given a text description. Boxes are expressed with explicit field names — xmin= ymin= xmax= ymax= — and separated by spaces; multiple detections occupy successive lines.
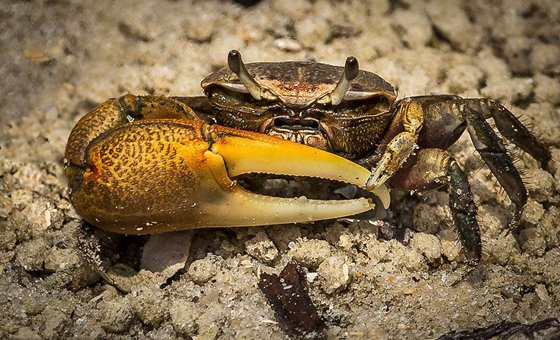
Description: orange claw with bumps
xmin=64 ymin=95 xmax=389 ymax=234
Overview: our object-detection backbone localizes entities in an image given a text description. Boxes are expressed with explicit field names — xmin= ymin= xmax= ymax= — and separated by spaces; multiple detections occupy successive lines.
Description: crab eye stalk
xmin=318 ymin=56 xmax=360 ymax=106
xmin=228 ymin=50 xmax=276 ymax=101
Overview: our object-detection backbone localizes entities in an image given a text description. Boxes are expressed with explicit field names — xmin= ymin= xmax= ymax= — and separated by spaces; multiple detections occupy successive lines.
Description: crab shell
xmin=201 ymin=61 xmax=397 ymax=107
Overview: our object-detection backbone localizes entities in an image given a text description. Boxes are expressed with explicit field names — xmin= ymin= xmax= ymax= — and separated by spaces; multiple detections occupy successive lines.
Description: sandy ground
xmin=1 ymin=0 xmax=560 ymax=338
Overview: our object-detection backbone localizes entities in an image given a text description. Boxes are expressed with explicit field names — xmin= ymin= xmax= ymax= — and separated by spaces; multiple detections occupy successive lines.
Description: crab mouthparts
xmin=263 ymin=117 xmax=330 ymax=150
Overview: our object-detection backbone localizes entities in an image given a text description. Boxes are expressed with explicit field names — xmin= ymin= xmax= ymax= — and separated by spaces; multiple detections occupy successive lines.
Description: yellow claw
xmin=65 ymin=97 xmax=389 ymax=234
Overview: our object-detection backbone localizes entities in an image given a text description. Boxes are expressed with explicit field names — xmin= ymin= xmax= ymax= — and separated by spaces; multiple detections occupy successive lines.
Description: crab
xmin=65 ymin=50 xmax=551 ymax=261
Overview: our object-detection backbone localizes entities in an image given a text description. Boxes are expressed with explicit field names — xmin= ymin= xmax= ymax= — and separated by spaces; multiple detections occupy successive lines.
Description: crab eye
xmin=227 ymin=50 xmax=278 ymax=102
xmin=317 ymin=56 xmax=360 ymax=106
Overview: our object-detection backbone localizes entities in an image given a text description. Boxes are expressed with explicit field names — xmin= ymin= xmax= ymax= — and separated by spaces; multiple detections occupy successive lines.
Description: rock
xmin=183 ymin=14 xmax=216 ymax=43
xmin=271 ymin=0 xmax=312 ymax=21
xmin=427 ymin=0 xmax=482 ymax=52
xmin=503 ymin=36 xmax=532 ymax=75
xmin=410 ymin=233 xmax=443 ymax=263
xmin=446 ymin=64 xmax=484 ymax=94
xmin=519 ymin=227 xmax=546 ymax=257
xmin=42 ymin=304 xmax=71 ymax=339
xmin=295 ymin=16 xmax=331 ymax=48
xmin=131 ymin=287 xmax=169 ymax=325
xmin=534 ymin=73 xmax=560 ymax=105
xmin=44 ymin=246 xmax=99 ymax=290
xmin=485 ymin=233 xmax=520 ymax=265
xmin=169 ymin=299 xmax=199 ymax=336
xmin=141 ymin=231 xmax=192 ymax=274
xmin=244 ymin=231 xmax=278 ymax=264
xmin=540 ymin=206 xmax=560 ymax=249
xmin=476 ymin=49 xmax=511 ymax=83
xmin=0 ymin=195 xmax=13 ymax=218
xmin=530 ymin=43 xmax=560 ymax=74
xmin=413 ymin=203 xmax=451 ymax=234
xmin=441 ymin=239 xmax=461 ymax=262
xmin=521 ymin=199 xmax=544 ymax=225
xmin=188 ymin=254 xmax=223 ymax=284
xmin=100 ymin=299 xmax=135 ymax=333
xmin=16 ymin=237 xmax=50 ymax=271
xmin=13 ymin=327 xmax=41 ymax=340
xmin=0 ymin=220 xmax=17 ymax=251
xmin=524 ymin=168 xmax=555 ymax=203
xmin=481 ymin=78 xmax=534 ymax=103
xmin=392 ymin=9 xmax=433 ymax=48
xmin=288 ymin=238 xmax=331 ymax=269
xmin=318 ymin=255 xmax=350 ymax=294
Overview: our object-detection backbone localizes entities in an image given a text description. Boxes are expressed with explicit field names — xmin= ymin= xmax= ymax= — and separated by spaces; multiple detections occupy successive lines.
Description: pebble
xmin=519 ymin=227 xmax=546 ymax=257
xmin=318 ymin=255 xmax=351 ymax=294
xmin=244 ymin=231 xmax=278 ymax=264
xmin=481 ymin=77 xmax=534 ymax=103
xmin=392 ymin=9 xmax=433 ymax=48
xmin=288 ymin=238 xmax=331 ymax=269
xmin=188 ymin=254 xmax=223 ymax=284
xmin=503 ymin=36 xmax=532 ymax=75
xmin=410 ymin=233 xmax=443 ymax=264
xmin=540 ymin=206 xmax=560 ymax=249
xmin=16 ymin=237 xmax=50 ymax=271
xmin=131 ymin=288 xmax=169 ymax=325
xmin=100 ymin=299 xmax=135 ymax=333
xmin=524 ymin=168 xmax=555 ymax=203
xmin=295 ymin=16 xmax=331 ymax=48
xmin=521 ymin=199 xmax=545 ymax=225
xmin=169 ymin=300 xmax=199 ymax=336
xmin=427 ymin=0 xmax=482 ymax=52
xmin=271 ymin=0 xmax=312 ymax=21
xmin=446 ymin=64 xmax=484 ymax=94
xmin=534 ymin=73 xmax=560 ymax=105
xmin=530 ymin=43 xmax=560 ymax=74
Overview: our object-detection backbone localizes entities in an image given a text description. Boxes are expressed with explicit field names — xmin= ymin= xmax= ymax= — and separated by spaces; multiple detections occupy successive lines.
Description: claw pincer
xmin=65 ymin=96 xmax=387 ymax=234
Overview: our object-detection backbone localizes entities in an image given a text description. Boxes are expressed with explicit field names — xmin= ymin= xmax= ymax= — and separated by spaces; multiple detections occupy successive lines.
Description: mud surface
xmin=1 ymin=0 xmax=560 ymax=338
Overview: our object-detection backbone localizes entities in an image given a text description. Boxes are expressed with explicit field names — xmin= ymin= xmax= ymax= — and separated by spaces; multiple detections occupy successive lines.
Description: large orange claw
xmin=65 ymin=96 xmax=389 ymax=234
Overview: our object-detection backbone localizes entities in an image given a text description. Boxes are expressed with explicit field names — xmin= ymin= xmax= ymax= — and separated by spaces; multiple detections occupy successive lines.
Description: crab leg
xmin=67 ymin=117 xmax=388 ymax=234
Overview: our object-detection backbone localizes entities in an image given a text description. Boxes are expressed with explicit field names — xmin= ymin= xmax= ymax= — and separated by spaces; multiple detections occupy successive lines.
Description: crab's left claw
xmin=66 ymin=116 xmax=389 ymax=234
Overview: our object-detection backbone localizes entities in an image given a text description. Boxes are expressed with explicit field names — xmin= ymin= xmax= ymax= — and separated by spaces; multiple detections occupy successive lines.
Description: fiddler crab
xmin=65 ymin=50 xmax=551 ymax=262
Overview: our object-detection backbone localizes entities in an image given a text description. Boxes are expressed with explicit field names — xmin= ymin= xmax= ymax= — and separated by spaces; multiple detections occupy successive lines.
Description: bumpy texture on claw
xmin=65 ymin=97 xmax=388 ymax=234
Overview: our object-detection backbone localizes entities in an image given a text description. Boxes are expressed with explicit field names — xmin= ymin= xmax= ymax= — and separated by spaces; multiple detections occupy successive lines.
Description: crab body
xmin=65 ymin=51 xmax=551 ymax=261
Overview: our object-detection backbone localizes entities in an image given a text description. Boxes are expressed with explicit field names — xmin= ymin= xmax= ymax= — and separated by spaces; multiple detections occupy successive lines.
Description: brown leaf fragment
xmin=258 ymin=261 xmax=325 ymax=338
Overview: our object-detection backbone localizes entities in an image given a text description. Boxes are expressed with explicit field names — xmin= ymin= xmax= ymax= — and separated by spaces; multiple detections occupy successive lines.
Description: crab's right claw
xmin=67 ymin=119 xmax=389 ymax=234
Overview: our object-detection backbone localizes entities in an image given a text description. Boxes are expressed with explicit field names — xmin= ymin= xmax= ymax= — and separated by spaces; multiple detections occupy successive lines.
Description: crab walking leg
xmin=367 ymin=99 xmax=424 ymax=189
xmin=460 ymin=105 xmax=527 ymax=226
xmin=461 ymin=98 xmax=551 ymax=169
xmin=390 ymin=149 xmax=481 ymax=260
xmin=404 ymin=95 xmax=550 ymax=227
xmin=68 ymin=120 xmax=386 ymax=234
